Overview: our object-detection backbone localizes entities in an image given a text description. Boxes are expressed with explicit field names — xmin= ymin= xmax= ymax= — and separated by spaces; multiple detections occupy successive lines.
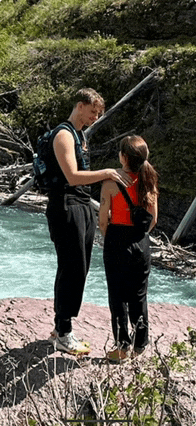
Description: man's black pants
xmin=46 ymin=202 xmax=96 ymax=336
xmin=103 ymin=224 xmax=151 ymax=350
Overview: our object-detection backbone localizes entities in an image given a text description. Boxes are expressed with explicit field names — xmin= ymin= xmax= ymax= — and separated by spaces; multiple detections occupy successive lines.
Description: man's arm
xmin=53 ymin=130 xmax=132 ymax=187
xmin=98 ymin=181 xmax=111 ymax=236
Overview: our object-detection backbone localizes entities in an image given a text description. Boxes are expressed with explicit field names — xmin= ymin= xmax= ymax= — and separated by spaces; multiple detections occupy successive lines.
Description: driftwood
xmin=1 ymin=180 xmax=195 ymax=277
xmin=150 ymin=233 xmax=196 ymax=277
xmin=95 ymin=233 xmax=196 ymax=278
xmin=92 ymin=198 xmax=196 ymax=277
xmin=0 ymin=69 xmax=195 ymax=274
xmin=94 ymin=233 xmax=196 ymax=278
xmin=1 ymin=69 xmax=195 ymax=246
xmin=0 ymin=70 xmax=159 ymax=207
xmin=0 ymin=88 xmax=18 ymax=98
xmin=0 ymin=146 xmax=21 ymax=165
xmin=0 ymin=138 xmax=26 ymax=154
xmin=102 ymin=129 xmax=136 ymax=146
xmin=0 ymin=162 xmax=34 ymax=195
xmin=0 ymin=163 xmax=33 ymax=175
xmin=90 ymin=130 xmax=136 ymax=159
xmin=1 ymin=177 xmax=35 ymax=206
xmin=0 ymin=122 xmax=34 ymax=154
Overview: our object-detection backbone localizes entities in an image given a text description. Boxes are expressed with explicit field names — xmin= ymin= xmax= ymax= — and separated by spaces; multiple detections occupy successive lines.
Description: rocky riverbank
xmin=0 ymin=298 xmax=196 ymax=425
xmin=0 ymin=297 xmax=196 ymax=358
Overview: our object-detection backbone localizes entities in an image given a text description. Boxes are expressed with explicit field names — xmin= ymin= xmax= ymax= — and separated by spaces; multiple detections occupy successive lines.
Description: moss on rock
xmin=0 ymin=0 xmax=196 ymax=198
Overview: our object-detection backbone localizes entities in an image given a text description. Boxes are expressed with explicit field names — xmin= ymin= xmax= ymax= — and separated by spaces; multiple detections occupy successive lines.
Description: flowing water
xmin=0 ymin=207 xmax=196 ymax=307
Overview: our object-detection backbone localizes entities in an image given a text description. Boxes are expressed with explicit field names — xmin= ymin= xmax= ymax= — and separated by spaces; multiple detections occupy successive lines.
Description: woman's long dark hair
xmin=120 ymin=135 xmax=158 ymax=208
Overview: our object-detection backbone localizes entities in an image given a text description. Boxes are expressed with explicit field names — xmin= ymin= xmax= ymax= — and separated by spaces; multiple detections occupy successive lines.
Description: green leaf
xmin=28 ymin=419 xmax=37 ymax=426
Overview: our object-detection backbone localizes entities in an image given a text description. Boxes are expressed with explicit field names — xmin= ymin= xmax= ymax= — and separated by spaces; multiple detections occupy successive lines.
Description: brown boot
xmin=106 ymin=347 xmax=129 ymax=361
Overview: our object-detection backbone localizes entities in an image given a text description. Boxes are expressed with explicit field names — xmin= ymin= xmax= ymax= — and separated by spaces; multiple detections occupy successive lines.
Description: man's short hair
xmin=73 ymin=88 xmax=105 ymax=111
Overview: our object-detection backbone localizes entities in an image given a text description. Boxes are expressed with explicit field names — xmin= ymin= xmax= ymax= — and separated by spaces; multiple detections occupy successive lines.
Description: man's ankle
xmin=57 ymin=318 xmax=72 ymax=337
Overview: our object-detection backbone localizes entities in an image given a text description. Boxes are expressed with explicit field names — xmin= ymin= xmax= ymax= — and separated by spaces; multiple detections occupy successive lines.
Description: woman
xmin=99 ymin=135 xmax=158 ymax=360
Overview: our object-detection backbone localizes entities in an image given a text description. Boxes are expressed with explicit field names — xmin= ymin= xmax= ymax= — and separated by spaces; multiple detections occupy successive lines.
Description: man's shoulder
xmin=53 ymin=124 xmax=75 ymax=144
xmin=54 ymin=122 xmax=82 ymax=142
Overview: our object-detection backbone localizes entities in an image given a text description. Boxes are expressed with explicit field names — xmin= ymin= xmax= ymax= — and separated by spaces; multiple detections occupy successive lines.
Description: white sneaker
xmin=49 ymin=329 xmax=90 ymax=347
xmin=54 ymin=332 xmax=91 ymax=355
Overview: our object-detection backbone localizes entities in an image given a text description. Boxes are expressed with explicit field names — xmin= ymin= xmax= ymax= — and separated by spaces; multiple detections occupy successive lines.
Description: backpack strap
xmin=52 ymin=122 xmax=87 ymax=170
xmin=57 ymin=122 xmax=82 ymax=145
xmin=116 ymin=182 xmax=135 ymax=210
xmin=117 ymin=182 xmax=153 ymax=232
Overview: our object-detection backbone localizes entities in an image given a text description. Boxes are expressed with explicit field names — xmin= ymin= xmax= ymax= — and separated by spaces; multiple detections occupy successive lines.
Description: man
xmin=46 ymin=88 xmax=131 ymax=355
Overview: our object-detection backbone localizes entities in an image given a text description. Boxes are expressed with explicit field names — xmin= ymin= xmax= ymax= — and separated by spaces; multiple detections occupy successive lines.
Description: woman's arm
xmin=53 ymin=130 xmax=131 ymax=187
xmin=98 ymin=181 xmax=112 ymax=237
xmin=147 ymin=193 xmax=158 ymax=232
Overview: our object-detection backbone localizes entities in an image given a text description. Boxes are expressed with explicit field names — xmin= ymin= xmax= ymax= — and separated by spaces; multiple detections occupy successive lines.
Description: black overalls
xmin=46 ymin=122 xmax=96 ymax=336
xmin=104 ymin=224 xmax=151 ymax=351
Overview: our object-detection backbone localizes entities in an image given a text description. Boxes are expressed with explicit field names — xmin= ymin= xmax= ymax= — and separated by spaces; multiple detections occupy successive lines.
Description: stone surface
xmin=0 ymin=298 xmax=195 ymax=358
xmin=0 ymin=298 xmax=196 ymax=425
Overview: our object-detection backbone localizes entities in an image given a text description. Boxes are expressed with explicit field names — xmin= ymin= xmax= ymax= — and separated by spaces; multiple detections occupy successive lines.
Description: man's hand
xmin=105 ymin=169 xmax=133 ymax=187
xmin=117 ymin=169 xmax=134 ymax=187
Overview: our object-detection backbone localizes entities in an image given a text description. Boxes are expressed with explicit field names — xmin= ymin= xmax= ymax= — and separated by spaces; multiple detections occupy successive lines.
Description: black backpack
xmin=33 ymin=122 xmax=87 ymax=194
xmin=117 ymin=182 xmax=153 ymax=233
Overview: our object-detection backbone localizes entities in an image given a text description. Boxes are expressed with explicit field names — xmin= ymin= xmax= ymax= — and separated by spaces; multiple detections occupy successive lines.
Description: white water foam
xmin=0 ymin=207 xmax=195 ymax=307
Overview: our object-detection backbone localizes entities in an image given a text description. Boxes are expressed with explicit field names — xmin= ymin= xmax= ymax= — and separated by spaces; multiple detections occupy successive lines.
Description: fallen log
xmin=0 ymin=138 xmax=26 ymax=154
xmin=102 ymin=129 xmax=136 ymax=146
xmin=1 ymin=177 xmax=35 ymax=206
xmin=0 ymin=163 xmax=33 ymax=175
xmin=85 ymin=69 xmax=159 ymax=140
xmin=0 ymin=88 xmax=18 ymax=98
xmin=171 ymin=197 xmax=196 ymax=244
xmin=0 ymin=70 xmax=159 ymax=207
xmin=0 ymin=122 xmax=33 ymax=154
xmin=149 ymin=234 xmax=196 ymax=277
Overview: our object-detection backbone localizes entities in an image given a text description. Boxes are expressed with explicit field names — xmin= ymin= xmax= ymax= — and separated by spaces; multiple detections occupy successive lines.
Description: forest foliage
xmin=0 ymin=0 xmax=196 ymax=195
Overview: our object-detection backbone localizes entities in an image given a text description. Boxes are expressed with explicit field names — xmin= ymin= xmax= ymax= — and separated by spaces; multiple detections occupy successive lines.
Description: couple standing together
xmin=46 ymin=87 xmax=158 ymax=361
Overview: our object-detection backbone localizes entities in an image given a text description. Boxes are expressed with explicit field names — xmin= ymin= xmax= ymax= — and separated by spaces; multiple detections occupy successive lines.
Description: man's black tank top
xmin=47 ymin=121 xmax=91 ymax=207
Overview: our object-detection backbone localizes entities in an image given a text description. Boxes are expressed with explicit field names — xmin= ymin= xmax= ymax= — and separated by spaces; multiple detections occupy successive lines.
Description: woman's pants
xmin=103 ymin=224 xmax=151 ymax=350
xmin=46 ymin=202 xmax=96 ymax=336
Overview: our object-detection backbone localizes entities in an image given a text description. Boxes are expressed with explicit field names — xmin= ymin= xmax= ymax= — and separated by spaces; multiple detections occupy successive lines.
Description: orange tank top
xmin=110 ymin=172 xmax=139 ymax=225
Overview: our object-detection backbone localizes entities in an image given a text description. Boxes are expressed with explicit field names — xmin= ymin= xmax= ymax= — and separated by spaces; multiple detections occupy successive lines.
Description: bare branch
xmin=0 ymin=89 xmax=18 ymax=98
